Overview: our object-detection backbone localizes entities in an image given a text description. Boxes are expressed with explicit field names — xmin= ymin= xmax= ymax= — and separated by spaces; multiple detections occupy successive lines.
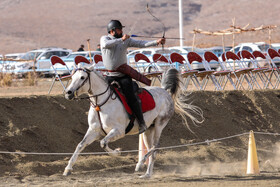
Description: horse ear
xmin=87 ymin=64 xmax=95 ymax=71
xmin=77 ymin=63 xmax=82 ymax=68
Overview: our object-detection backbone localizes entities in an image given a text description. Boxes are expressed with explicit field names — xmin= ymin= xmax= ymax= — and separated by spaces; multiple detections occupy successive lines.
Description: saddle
xmin=111 ymin=81 xmax=156 ymax=133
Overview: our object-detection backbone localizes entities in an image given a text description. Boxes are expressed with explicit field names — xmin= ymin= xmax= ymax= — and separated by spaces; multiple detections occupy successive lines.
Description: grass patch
xmin=0 ymin=73 xmax=13 ymax=87
xmin=23 ymin=71 xmax=38 ymax=86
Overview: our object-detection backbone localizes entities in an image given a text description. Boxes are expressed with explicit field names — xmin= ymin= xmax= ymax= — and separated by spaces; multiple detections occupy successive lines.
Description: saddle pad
xmin=114 ymin=88 xmax=156 ymax=116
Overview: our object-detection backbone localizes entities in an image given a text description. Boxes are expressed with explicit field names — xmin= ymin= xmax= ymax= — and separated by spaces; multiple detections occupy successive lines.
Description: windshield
xmin=183 ymin=47 xmax=192 ymax=52
xmin=90 ymin=52 xmax=101 ymax=56
xmin=273 ymin=46 xmax=280 ymax=51
xmin=258 ymin=44 xmax=270 ymax=52
xmin=66 ymin=53 xmax=87 ymax=58
xmin=182 ymin=47 xmax=205 ymax=54
xmin=20 ymin=52 xmax=42 ymax=60
xmin=155 ymin=49 xmax=172 ymax=55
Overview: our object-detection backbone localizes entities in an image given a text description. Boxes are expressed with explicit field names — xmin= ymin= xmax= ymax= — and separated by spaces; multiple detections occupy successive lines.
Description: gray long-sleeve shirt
xmin=100 ymin=34 xmax=158 ymax=76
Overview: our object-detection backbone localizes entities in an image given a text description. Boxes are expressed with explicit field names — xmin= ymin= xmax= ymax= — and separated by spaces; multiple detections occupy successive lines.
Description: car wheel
xmin=216 ymin=66 xmax=222 ymax=71
xmin=248 ymin=62 xmax=254 ymax=68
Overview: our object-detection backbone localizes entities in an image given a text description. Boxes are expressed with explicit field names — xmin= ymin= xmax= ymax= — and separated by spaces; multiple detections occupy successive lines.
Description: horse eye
xmin=81 ymin=76 xmax=85 ymax=80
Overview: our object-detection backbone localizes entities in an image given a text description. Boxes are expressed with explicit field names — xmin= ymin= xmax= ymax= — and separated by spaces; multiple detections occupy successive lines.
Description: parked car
xmin=205 ymin=46 xmax=231 ymax=57
xmin=63 ymin=51 xmax=101 ymax=62
xmin=52 ymin=51 xmax=102 ymax=75
xmin=271 ymin=43 xmax=280 ymax=52
xmin=1 ymin=47 xmax=72 ymax=76
xmin=126 ymin=48 xmax=172 ymax=72
xmin=227 ymin=42 xmax=277 ymax=68
xmin=168 ymin=46 xmax=220 ymax=71
xmin=0 ymin=53 xmax=25 ymax=70
xmin=230 ymin=42 xmax=270 ymax=54
xmin=127 ymin=48 xmax=172 ymax=63
xmin=267 ymin=44 xmax=280 ymax=67
xmin=3 ymin=53 xmax=25 ymax=60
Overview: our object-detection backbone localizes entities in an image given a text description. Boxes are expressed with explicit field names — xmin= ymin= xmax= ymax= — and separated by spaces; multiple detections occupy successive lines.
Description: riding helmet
xmin=107 ymin=20 xmax=125 ymax=33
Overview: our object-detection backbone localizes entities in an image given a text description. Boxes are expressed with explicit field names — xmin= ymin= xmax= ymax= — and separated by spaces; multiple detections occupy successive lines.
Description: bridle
xmin=72 ymin=68 xmax=116 ymax=106
xmin=71 ymin=68 xmax=93 ymax=95
xmin=71 ymin=68 xmax=117 ymax=135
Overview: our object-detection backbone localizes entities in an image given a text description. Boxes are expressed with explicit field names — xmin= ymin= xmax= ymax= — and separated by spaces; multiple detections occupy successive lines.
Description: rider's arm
xmin=127 ymin=38 xmax=158 ymax=48
xmin=100 ymin=35 xmax=123 ymax=49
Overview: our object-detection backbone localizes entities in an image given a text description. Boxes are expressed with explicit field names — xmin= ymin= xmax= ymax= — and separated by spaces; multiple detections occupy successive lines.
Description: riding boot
xmin=131 ymin=101 xmax=147 ymax=134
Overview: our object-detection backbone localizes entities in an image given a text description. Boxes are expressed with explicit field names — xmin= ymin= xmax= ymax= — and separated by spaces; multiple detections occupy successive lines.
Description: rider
xmin=100 ymin=20 xmax=165 ymax=134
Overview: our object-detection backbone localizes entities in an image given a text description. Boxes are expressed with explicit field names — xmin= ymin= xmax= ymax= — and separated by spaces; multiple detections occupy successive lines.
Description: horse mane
xmin=90 ymin=70 xmax=108 ymax=85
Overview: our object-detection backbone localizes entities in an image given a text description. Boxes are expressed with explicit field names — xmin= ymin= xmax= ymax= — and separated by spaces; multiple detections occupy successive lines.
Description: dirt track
xmin=1 ymin=83 xmax=280 ymax=186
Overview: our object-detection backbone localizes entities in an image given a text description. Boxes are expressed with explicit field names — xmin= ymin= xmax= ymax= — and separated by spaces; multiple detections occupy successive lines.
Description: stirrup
xmin=110 ymin=81 xmax=120 ymax=88
xmin=139 ymin=124 xmax=147 ymax=134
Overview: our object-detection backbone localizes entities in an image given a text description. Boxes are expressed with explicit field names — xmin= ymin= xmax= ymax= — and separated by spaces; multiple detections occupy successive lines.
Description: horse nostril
xmin=67 ymin=90 xmax=72 ymax=95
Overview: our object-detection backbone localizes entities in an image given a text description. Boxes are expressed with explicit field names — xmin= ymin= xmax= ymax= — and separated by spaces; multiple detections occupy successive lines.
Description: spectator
xmin=96 ymin=44 xmax=101 ymax=51
xmin=77 ymin=44 xmax=84 ymax=51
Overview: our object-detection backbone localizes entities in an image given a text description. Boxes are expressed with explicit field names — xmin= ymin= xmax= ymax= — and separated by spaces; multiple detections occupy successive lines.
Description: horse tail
xmin=161 ymin=68 xmax=204 ymax=132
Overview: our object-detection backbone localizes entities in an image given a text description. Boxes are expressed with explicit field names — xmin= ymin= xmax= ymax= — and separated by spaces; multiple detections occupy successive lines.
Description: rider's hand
xmin=157 ymin=38 xmax=166 ymax=45
xmin=122 ymin=34 xmax=130 ymax=41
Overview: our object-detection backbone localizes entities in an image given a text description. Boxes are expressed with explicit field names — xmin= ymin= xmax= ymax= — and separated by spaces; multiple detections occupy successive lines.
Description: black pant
xmin=107 ymin=75 xmax=137 ymax=106
xmin=106 ymin=75 xmax=145 ymax=124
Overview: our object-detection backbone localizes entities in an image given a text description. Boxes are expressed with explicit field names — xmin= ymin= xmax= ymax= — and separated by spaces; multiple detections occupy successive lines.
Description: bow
xmin=146 ymin=3 xmax=166 ymax=50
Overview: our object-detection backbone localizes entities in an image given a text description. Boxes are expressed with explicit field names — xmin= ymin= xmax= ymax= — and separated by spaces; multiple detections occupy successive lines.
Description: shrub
xmin=0 ymin=73 xmax=13 ymax=87
xmin=24 ymin=72 xmax=37 ymax=86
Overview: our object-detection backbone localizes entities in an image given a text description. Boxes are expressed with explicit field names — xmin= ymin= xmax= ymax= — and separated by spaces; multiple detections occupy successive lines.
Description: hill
xmin=0 ymin=0 xmax=280 ymax=54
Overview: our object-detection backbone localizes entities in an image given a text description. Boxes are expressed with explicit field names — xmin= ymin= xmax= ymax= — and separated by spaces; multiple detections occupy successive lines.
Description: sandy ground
xmin=0 ymin=78 xmax=280 ymax=186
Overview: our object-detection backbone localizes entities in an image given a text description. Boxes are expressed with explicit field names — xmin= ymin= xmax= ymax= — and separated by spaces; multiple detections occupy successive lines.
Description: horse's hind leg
xmin=100 ymin=128 xmax=124 ymax=156
xmin=63 ymin=127 xmax=101 ymax=176
xmin=135 ymin=128 xmax=154 ymax=172
xmin=138 ymin=120 xmax=168 ymax=179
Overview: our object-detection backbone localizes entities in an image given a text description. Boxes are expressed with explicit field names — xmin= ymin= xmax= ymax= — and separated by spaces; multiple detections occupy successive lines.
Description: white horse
xmin=63 ymin=65 xmax=203 ymax=178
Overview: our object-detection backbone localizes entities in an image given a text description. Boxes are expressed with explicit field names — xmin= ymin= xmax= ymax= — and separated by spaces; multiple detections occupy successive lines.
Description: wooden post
xmin=232 ymin=18 xmax=235 ymax=49
xmin=222 ymin=34 xmax=225 ymax=53
xmin=87 ymin=39 xmax=92 ymax=63
xmin=232 ymin=18 xmax=236 ymax=70
xmin=268 ymin=27 xmax=272 ymax=47
xmin=192 ymin=29 xmax=196 ymax=52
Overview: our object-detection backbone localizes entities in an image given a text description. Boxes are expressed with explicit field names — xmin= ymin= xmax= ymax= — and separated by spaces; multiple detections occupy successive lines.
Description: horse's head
xmin=65 ymin=64 xmax=95 ymax=100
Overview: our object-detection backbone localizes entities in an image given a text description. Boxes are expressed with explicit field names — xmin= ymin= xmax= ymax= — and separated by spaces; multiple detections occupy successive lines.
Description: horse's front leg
xmin=63 ymin=126 xmax=101 ymax=176
xmin=100 ymin=128 xmax=124 ymax=156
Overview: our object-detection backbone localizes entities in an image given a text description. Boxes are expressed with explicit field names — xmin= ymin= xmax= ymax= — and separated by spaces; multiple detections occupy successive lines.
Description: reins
xmin=72 ymin=68 xmax=93 ymax=95
xmin=89 ymin=85 xmax=115 ymax=111
xmin=72 ymin=68 xmax=117 ymax=135
xmin=72 ymin=68 xmax=116 ymax=102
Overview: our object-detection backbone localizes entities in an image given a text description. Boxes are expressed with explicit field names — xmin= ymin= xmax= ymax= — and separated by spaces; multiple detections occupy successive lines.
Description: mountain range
xmin=0 ymin=0 xmax=279 ymax=54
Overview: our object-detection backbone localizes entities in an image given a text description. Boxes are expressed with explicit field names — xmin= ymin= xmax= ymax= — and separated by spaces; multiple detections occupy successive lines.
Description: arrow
xmin=131 ymin=34 xmax=185 ymax=40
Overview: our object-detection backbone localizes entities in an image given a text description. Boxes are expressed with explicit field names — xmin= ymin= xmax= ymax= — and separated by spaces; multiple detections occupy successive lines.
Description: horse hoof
xmin=139 ymin=174 xmax=151 ymax=179
xmin=109 ymin=148 xmax=121 ymax=157
xmin=114 ymin=148 xmax=121 ymax=156
xmin=63 ymin=169 xmax=72 ymax=176
xmin=100 ymin=140 xmax=106 ymax=149
xmin=135 ymin=163 xmax=144 ymax=172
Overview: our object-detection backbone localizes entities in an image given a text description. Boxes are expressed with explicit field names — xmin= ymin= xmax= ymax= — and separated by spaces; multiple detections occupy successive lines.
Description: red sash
xmin=116 ymin=64 xmax=152 ymax=86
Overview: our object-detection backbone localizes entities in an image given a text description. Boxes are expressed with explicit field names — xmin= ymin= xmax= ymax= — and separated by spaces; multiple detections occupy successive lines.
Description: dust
xmin=173 ymin=161 xmax=247 ymax=177
xmin=155 ymin=148 xmax=248 ymax=177
xmin=262 ymin=142 xmax=280 ymax=172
